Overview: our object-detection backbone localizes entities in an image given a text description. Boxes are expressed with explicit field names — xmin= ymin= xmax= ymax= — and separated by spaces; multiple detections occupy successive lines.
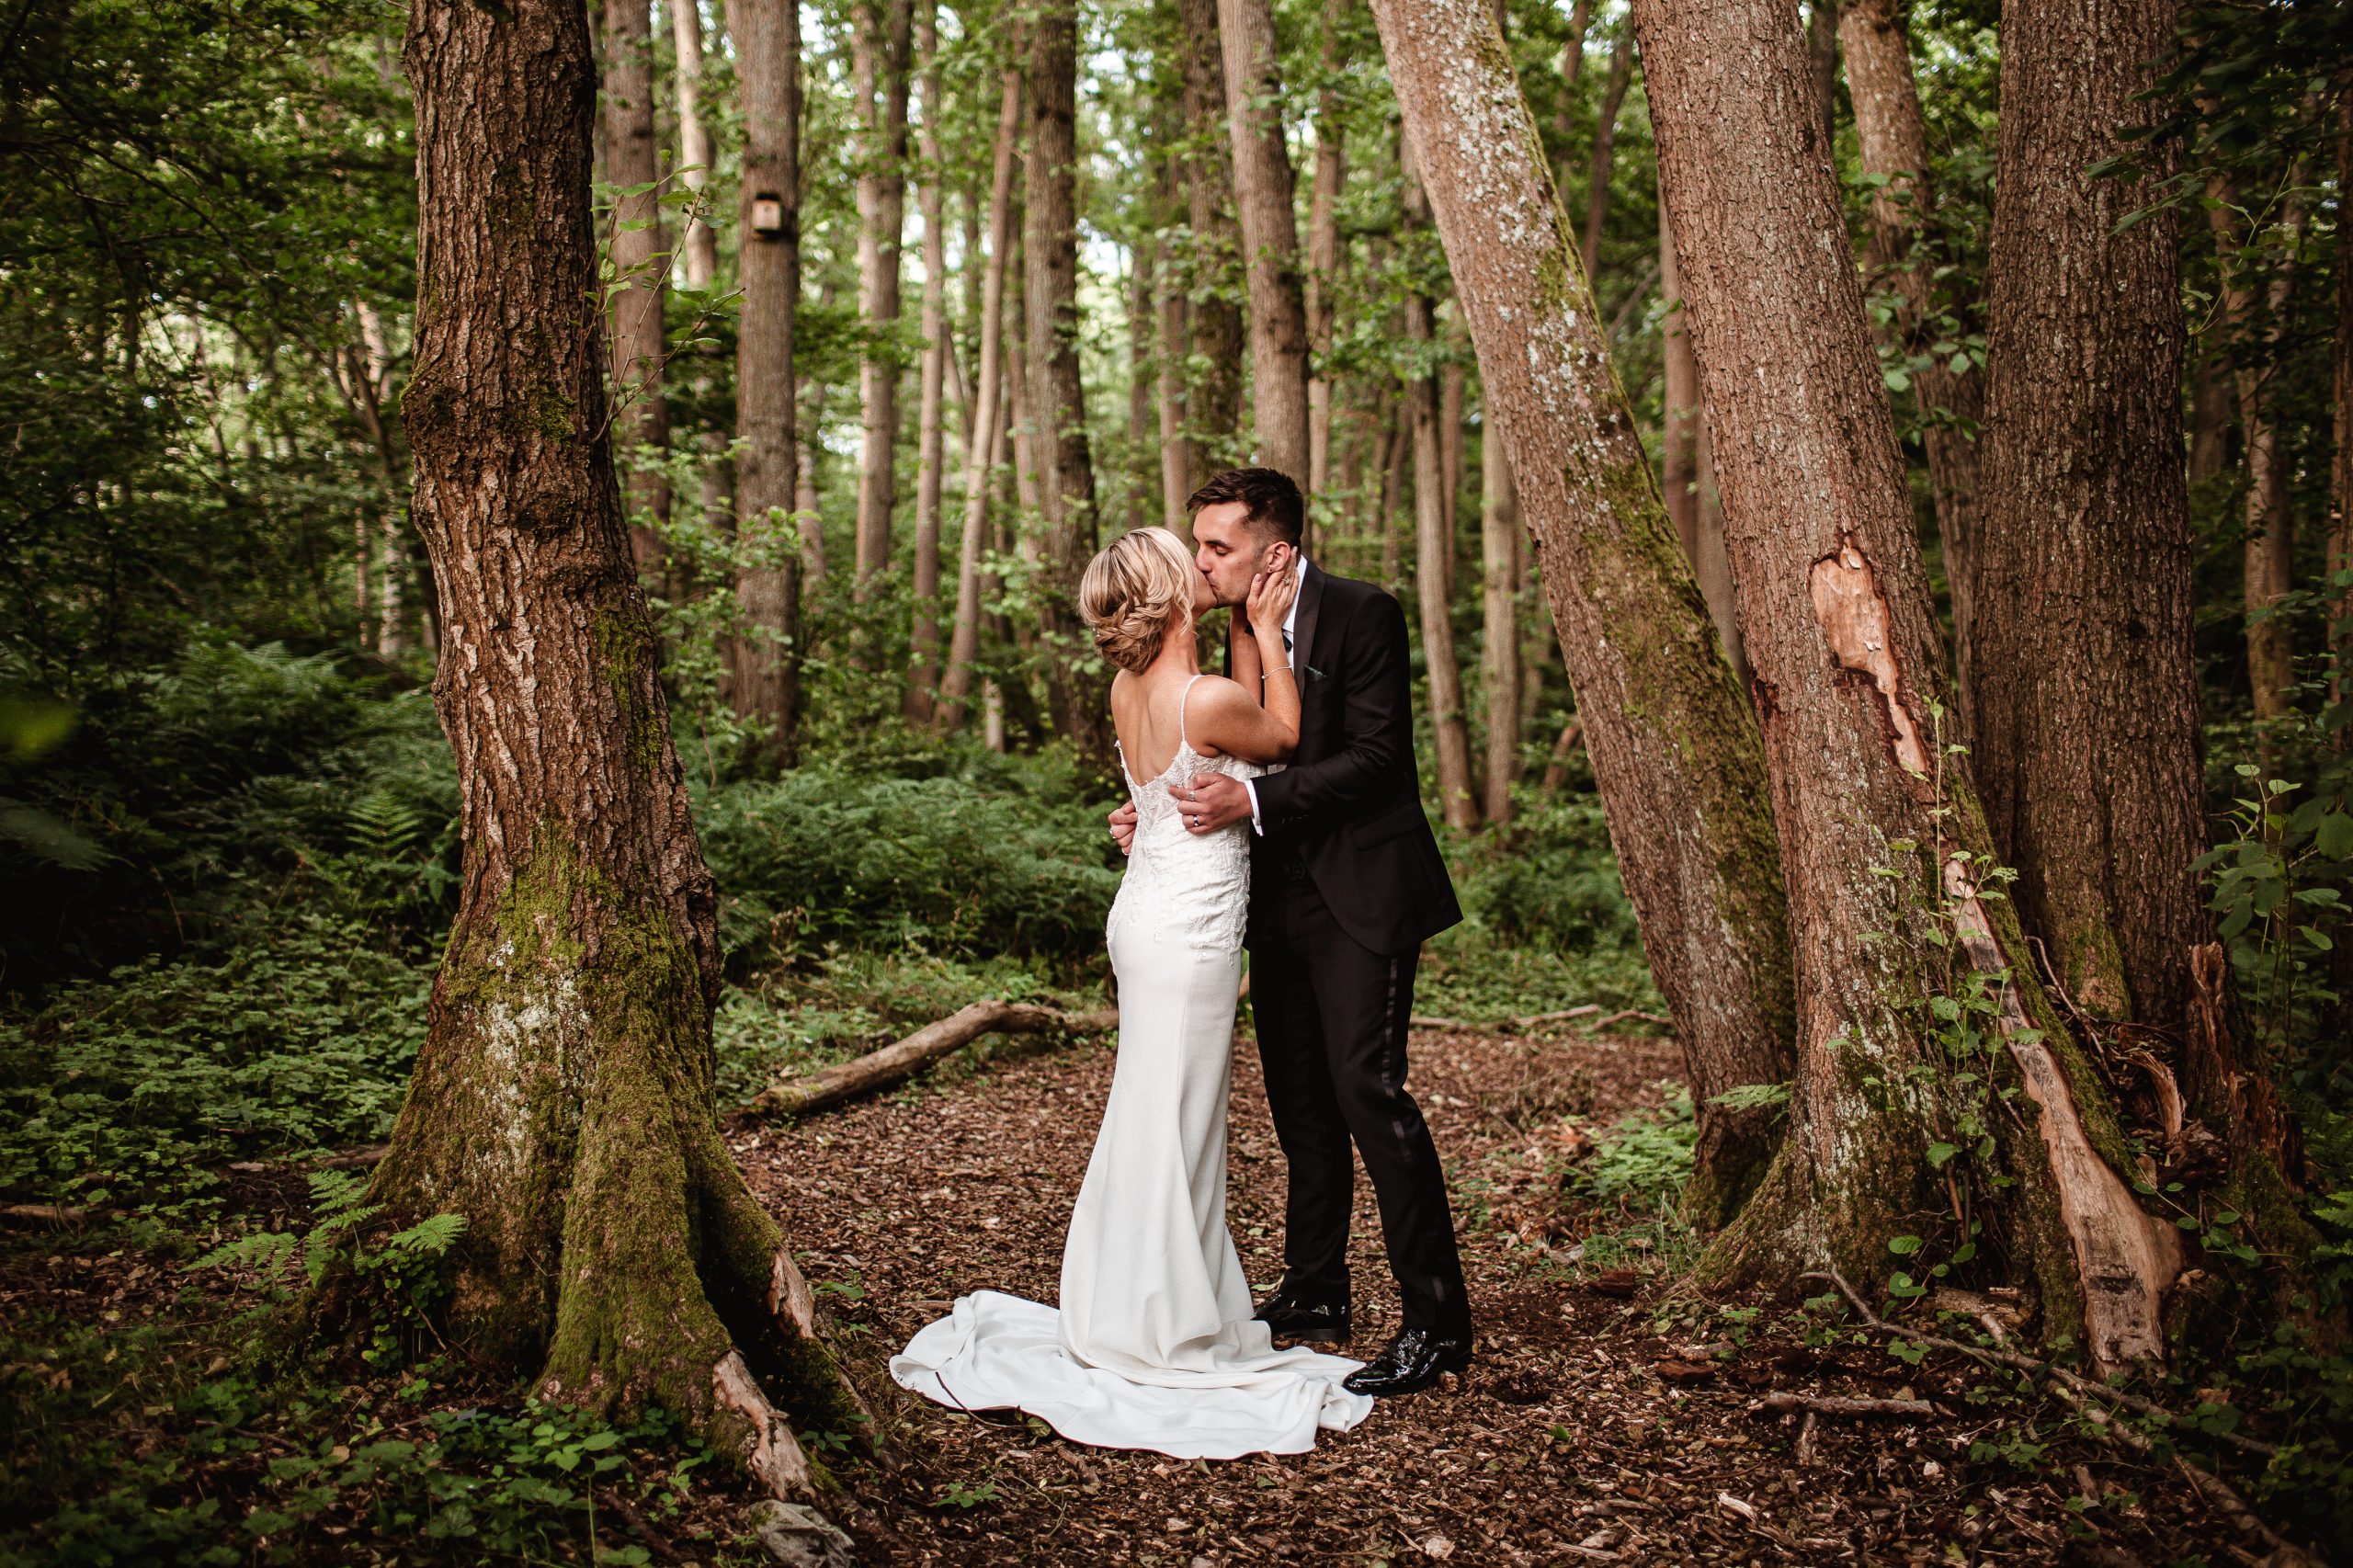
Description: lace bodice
xmin=1111 ymin=677 xmax=1266 ymax=954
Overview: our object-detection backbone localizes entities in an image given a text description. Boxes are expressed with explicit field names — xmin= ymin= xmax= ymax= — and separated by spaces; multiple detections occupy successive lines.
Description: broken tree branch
xmin=1411 ymin=1005 xmax=1600 ymax=1032
xmin=1761 ymin=1391 xmax=1936 ymax=1418
xmin=750 ymin=999 xmax=1118 ymax=1118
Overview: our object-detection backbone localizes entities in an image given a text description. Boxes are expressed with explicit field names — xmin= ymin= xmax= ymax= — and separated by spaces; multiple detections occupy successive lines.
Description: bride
xmin=889 ymin=526 xmax=1374 ymax=1459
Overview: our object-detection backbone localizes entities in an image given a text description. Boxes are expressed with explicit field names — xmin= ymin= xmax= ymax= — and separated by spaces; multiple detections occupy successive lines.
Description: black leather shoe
xmin=1341 ymin=1327 xmax=1472 ymax=1396
xmin=1253 ymin=1285 xmax=1351 ymax=1344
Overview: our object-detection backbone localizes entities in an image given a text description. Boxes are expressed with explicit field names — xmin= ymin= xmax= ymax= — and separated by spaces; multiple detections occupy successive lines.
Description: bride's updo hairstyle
xmin=1080 ymin=527 xmax=1197 ymax=674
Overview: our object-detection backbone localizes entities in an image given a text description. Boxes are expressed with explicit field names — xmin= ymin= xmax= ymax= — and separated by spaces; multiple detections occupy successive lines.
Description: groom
xmin=1108 ymin=466 xmax=1474 ymax=1397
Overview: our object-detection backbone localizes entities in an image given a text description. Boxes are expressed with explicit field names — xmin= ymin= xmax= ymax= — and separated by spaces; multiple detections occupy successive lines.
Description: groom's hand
xmin=1171 ymin=774 xmax=1252 ymax=835
xmin=1108 ymin=800 xmax=1139 ymax=856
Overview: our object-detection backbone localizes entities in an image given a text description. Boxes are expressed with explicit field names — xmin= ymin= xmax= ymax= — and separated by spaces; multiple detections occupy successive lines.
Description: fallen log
xmin=1 ymin=1202 xmax=94 ymax=1227
xmin=1411 ymin=1005 xmax=1600 ymax=1033
xmin=751 ymin=1000 xmax=1119 ymax=1118
xmin=1761 ymin=1391 xmax=1935 ymax=1418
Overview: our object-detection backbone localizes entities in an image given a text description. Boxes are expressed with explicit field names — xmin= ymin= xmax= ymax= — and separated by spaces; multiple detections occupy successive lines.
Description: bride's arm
xmin=1190 ymin=569 xmax=1299 ymax=764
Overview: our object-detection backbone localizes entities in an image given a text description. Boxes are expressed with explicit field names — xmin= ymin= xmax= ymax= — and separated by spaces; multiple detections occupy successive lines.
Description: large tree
xmin=905 ymin=0 xmax=949 ymax=725
xmin=1631 ymin=0 xmax=2184 ymax=1368
xmin=1218 ymin=0 xmax=1312 ymax=492
xmin=1972 ymin=0 xmax=2205 ymax=1028
xmin=1175 ymin=0 xmax=1246 ymax=469
xmin=1369 ymin=0 xmax=1797 ymax=1222
xmin=356 ymin=0 xmax=863 ymax=1496
xmin=728 ymin=0 xmax=805 ymax=765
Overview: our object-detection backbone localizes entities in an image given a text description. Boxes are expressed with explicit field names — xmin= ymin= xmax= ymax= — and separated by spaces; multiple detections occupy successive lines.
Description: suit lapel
xmin=1290 ymin=559 xmax=1325 ymax=682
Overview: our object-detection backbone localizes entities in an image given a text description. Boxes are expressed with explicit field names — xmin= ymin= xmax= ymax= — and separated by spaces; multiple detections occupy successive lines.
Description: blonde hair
xmin=1079 ymin=527 xmax=1197 ymax=674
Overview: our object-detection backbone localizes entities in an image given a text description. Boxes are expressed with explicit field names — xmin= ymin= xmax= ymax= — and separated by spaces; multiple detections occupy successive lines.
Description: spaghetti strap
xmin=1176 ymin=672 xmax=1206 ymax=753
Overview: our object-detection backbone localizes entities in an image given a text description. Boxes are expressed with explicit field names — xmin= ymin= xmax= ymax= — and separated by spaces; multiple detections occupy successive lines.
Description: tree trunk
xmin=852 ymin=0 xmax=915 ymax=594
xmin=1176 ymin=0 xmax=1246 ymax=468
xmin=1401 ymin=143 xmax=1479 ymax=831
xmin=371 ymin=0 xmax=860 ymax=1496
xmin=669 ymin=0 xmax=732 ymax=552
xmin=1660 ymin=201 xmax=1745 ymax=683
xmin=2228 ymin=184 xmax=2308 ymax=725
xmin=1479 ymin=414 xmax=1520 ymax=824
xmin=2336 ymin=89 xmax=2353 ymax=734
xmin=1579 ymin=31 xmax=1634 ymax=279
xmin=1127 ymin=240 xmax=1155 ymax=530
xmin=602 ymin=0 xmax=672 ymax=574
xmin=1155 ymin=125 xmax=1195 ymax=528
xmin=1218 ymin=0 xmax=1312 ymax=493
xmin=1305 ymin=55 xmax=1345 ymax=506
xmin=1555 ymin=0 xmax=1596 ymax=199
xmin=940 ymin=74 xmax=1022 ymax=726
xmin=728 ymin=0 xmax=804 ymax=766
xmin=905 ymin=1 xmax=948 ymax=725
xmin=1379 ymin=389 xmax=1408 ymax=590
xmin=668 ymin=0 xmax=721 ymax=288
xmin=1633 ymin=0 xmax=2185 ymax=1369
xmin=1439 ymin=337 xmax=1465 ymax=600
xmin=1806 ymin=0 xmax=1840 ymax=151
xmin=1838 ymin=0 xmax=1982 ymax=692
xmin=1026 ymin=2 xmax=1109 ymax=758
xmin=1374 ymin=0 xmax=1795 ymax=1222
xmin=1975 ymin=0 xmax=2211 ymax=1034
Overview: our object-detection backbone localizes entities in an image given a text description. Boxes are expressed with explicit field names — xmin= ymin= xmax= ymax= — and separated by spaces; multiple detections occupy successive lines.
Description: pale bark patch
xmin=1944 ymin=858 xmax=2181 ymax=1372
xmin=712 ymin=1349 xmax=816 ymax=1498
xmin=1806 ymin=540 xmax=1928 ymax=778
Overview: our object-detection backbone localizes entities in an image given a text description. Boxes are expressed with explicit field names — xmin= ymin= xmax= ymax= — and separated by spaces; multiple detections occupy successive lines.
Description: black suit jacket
xmin=1243 ymin=563 xmax=1463 ymax=957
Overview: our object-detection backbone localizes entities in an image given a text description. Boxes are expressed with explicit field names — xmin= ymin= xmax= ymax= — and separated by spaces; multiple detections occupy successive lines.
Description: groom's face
xmin=1191 ymin=503 xmax=1287 ymax=610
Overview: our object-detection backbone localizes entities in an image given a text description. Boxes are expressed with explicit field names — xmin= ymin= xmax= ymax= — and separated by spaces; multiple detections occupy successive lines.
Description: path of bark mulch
xmin=733 ymin=1027 xmax=2271 ymax=1567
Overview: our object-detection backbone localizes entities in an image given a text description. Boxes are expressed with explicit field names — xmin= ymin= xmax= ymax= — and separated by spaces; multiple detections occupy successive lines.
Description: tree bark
xmin=1555 ymin=0 xmax=1597 ymax=199
xmin=1479 ymin=413 xmax=1520 ymax=824
xmin=1659 ymin=201 xmax=1745 ymax=683
xmin=1633 ymin=0 xmax=2183 ymax=1366
xmin=2222 ymin=183 xmax=2308 ymax=725
xmin=1219 ymin=0 xmax=1312 ymax=493
xmin=905 ymin=0 xmax=948 ymax=725
xmin=852 ymin=0 xmax=915 ymax=594
xmin=1026 ymin=2 xmax=1109 ymax=757
xmin=1580 ymin=30 xmax=1635 ymax=280
xmin=602 ymin=0 xmax=672 ymax=573
xmin=940 ymin=74 xmax=1022 ymax=726
xmin=667 ymin=0 xmax=733 ymax=556
xmin=1838 ymin=0 xmax=1982 ymax=691
xmin=1806 ymin=0 xmax=1840 ymax=152
xmin=1156 ymin=128 xmax=1195 ymax=528
xmin=1128 ymin=239 xmax=1156 ymax=530
xmin=728 ymin=0 xmax=803 ymax=766
xmin=2336 ymin=89 xmax=2353 ymax=734
xmin=1373 ymin=0 xmax=1795 ymax=1222
xmin=1176 ymin=0 xmax=1246 ymax=469
xmin=1305 ymin=53 xmax=1345 ymax=506
xmin=1974 ymin=0 xmax=2209 ymax=1034
xmin=668 ymin=0 xmax=721 ymax=287
xmin=1403 ymin=144 xmax=1479 ymax=830
xmin=373 ymin=0 xmax=859 ymax=1494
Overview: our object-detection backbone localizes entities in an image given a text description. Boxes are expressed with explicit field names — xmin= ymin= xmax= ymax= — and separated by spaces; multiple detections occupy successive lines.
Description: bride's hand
xmin=1245 ymin=562 xmax=1297 ymax=649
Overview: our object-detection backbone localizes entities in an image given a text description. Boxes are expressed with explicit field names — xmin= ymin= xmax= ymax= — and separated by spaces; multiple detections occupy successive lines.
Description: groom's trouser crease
xmin=1249 ymin=865 xmax=1472 ymax=1338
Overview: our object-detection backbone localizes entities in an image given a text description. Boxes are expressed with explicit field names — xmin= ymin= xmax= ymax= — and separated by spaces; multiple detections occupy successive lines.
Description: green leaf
xmin=1888 ymin=1234 xmax=1924 ymax=1256
xmin=1927 ymin=1142 xmax=1961 ymax=1169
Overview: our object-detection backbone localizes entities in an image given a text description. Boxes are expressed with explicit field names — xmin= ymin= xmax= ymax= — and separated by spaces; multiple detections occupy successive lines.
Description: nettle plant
xmin=195 ymin=1170 xmax=464 ymax=1368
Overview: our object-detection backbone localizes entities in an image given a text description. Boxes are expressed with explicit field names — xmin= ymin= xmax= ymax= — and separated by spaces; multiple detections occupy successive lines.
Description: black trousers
xmin=1248 ymin=858 xmax=1472 ymax=1336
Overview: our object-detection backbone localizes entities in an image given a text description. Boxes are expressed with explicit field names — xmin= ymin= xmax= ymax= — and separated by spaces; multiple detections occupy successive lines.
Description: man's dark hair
xmin=1186 ymin=467 xmax=1303 ymax=547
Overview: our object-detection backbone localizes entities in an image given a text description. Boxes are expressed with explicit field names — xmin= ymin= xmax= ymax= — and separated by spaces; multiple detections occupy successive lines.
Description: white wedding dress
xmin=891 ymin=676 xmax=1372 ymax=1459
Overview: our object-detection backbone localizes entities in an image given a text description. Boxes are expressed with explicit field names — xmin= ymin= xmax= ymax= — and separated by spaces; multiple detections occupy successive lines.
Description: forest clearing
xmin=3 ymin=0 xmax=2350 ymax=1562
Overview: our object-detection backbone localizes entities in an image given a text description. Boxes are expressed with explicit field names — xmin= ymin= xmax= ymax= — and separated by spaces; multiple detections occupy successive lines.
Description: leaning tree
xmin=325 ymin=0 xmax=867 ymax=1498
xmin=1630 ymin=0 xmax=2188 ymax=1370
xmin=1366 ymin=0 xmax=1797 ymax=1226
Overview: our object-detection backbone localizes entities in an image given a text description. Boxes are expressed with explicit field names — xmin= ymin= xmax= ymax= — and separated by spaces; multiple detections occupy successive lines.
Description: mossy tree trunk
xmin=358 ymin=0 xmax=864 ymax=1498
xmin=1631 ymin=0 xmax=2183 ymax=1370
xmin=1369 ymin=0 xmax=1794 ymax=1227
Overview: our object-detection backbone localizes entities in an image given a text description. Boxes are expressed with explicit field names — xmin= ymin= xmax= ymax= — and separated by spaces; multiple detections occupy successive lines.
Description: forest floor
xmin=0 ymin=1022 xmax=2303 ymax=1566
xmin=742 ymin=1024 xmax=2279 ymax=1567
